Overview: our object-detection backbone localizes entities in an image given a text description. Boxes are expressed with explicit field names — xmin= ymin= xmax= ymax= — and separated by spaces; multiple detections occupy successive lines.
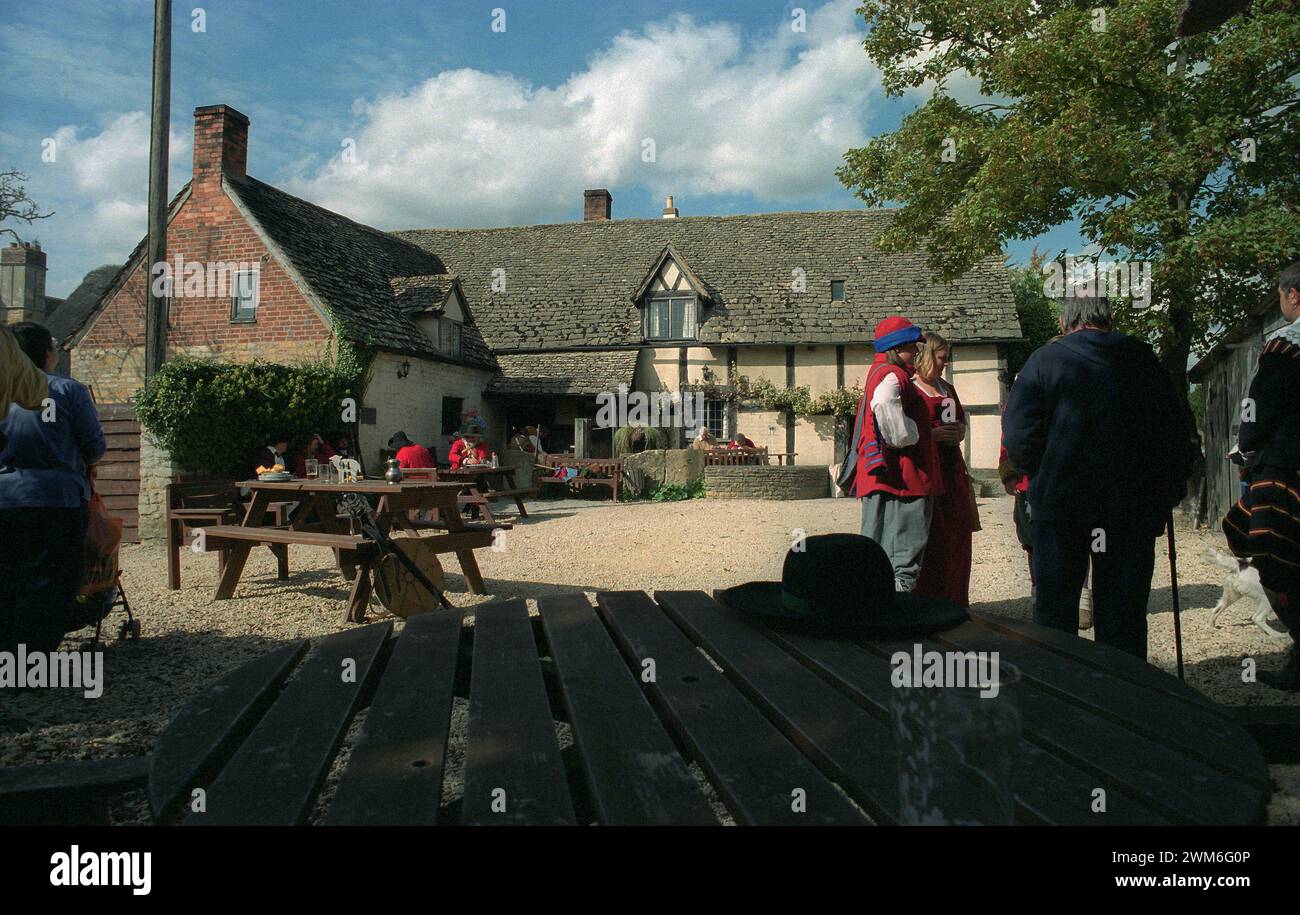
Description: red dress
xmin=912 ymin=377 xmax=973 ymax=606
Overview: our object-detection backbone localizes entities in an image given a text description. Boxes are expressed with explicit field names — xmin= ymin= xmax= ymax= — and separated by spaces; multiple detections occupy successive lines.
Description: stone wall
xmin=622 ymin=448 xmax=705 ymax=495
xmin=705 ymin=465 xmax=830 ymax=500
xmin=138 ymin=432 xmax=177 ymax=542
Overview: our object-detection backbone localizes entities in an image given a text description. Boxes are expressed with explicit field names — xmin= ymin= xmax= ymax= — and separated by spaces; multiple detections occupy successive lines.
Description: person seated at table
xmin=509 ymin=425 xmax=536 ymax=454
xmin=388 ymin=430 xmax=436 ymax=468
xmin=333 ymin=434 xmax=354 ymax=460
xmin=253 ymin=435 xmax=290 ymax=474
xmin=449 ymin=429 xmax=490 ymax=469
xmin=691 ymin=428 xmax=717 ymax=450
xmin=728 ymin=432 xmax=755 ymax=450
xmin=291 ymin=432 xmax=335 ymax=478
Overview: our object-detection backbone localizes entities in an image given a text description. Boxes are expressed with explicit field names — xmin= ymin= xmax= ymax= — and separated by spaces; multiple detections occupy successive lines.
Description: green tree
xmin=837 ymin=0 xmax=1300 ymax=401
xmin=1006 ymin=254 xmax=1061 ymax=380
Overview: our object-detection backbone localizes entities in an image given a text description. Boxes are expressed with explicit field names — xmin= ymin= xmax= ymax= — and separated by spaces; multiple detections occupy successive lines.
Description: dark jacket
xmin=1003 ymin=329 xmax=1194 ymax=535
xmin=1238 ymin=327 xmax=1300 ymax=474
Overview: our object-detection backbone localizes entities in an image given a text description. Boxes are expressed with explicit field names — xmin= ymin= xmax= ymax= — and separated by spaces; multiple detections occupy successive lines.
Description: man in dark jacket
xmin=0 ymin=322 xmax=106 ymax=653
xmin=1003 ymin=297 xmax=1194 ymax=659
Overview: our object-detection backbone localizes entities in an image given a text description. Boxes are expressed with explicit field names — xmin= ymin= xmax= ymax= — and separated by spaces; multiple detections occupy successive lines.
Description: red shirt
xmin=728 ymin=436 xmax=755 ymax=449
xmin=449 ymin=439 xmax=489 ymax=469
xmin=395 ymin=443 xmax=435 ymax=468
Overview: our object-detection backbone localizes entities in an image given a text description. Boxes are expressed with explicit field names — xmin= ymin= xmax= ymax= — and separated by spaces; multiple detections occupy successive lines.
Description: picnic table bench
xmin=198 ymin=479 xmax=498 ymax=622
xmin=535 ymin=456 xmax=623 ymax=501
xmin=132 ymin=591 xmax=1267 ymax=825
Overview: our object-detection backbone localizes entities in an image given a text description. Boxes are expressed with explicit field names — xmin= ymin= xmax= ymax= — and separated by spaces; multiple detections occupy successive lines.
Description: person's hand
xmin=932 ymin=423 xmax=964 ymax=443
xmin=1003 ymin=479 xmax=1018 ymax=495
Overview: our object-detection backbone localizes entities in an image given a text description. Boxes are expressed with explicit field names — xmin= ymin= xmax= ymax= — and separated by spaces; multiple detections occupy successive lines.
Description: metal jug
xmin=384 ymin=458 xmax=403 ymax=484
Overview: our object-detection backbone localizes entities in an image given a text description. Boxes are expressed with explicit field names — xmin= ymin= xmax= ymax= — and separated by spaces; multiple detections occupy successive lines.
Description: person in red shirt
xmin=448 ymin=430 xmax=490 ymax=469
xmin=727 ymin=433 xmax=756 ymax=449
xmin=388 ymin=431 xmax=435 ymax=468
xmin=291 ymin=432 xmax=335 ymax=478
xmin=852 ymin=316 xmax=943 ymax=593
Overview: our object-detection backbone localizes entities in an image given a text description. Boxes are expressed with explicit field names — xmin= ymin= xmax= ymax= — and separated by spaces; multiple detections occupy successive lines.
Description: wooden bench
xmin=168 ymin=480 xmax=294 ymax=589
xmin=536 ymin=457 xmax=623 ymax=501
xmin=704 ymin=446 xmax=768 ymax=466
xmin=0 ymin=755 xmax=151 ymax=825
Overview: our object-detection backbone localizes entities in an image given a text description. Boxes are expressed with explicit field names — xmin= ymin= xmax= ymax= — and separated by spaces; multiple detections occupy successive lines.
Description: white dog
xmin=1202 ymin=547 xmax=1290 ymax=640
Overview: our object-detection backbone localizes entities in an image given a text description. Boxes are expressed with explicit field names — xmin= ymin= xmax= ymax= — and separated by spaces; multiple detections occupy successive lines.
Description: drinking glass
xmin=305 ymin=459 xmax=319 ymax=479
xmin=890 ymin=660 xmax=1022 ymax=825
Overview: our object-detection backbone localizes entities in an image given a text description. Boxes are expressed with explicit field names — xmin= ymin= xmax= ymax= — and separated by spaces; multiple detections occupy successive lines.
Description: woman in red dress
xmin=912 ymin=332 xmax=974 ymax=606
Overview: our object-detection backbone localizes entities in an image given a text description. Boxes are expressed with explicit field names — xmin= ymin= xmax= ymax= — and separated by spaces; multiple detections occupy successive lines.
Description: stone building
xmin=63 ymin=102 xmax=1024 ymax=537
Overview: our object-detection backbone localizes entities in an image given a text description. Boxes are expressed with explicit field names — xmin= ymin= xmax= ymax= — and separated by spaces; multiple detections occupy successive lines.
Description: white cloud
xmin=21 ymin=112 xmax=190 ymax=295
xmin=285 ymin=1 xmax=880 ymax=228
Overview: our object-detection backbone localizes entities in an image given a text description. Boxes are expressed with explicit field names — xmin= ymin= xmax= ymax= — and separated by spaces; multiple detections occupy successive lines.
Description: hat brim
xmin=714 ymin=582 xmax=967 ymax=638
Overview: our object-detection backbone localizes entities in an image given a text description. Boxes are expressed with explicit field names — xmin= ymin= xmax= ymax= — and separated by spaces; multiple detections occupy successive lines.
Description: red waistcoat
xmin=853 ymin=357 xmax=943 ymax=499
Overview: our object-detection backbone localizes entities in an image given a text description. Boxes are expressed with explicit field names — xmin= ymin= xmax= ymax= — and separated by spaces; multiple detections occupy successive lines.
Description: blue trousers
xmin=1031 ymin=520 xmax=1156 ymax=660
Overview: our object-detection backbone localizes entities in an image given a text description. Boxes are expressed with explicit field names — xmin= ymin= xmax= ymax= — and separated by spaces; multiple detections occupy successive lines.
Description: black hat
xmin=388 ymin=431 xmax=415 ymax=450
xmin=715 ymin=533 xmax=967 ymax=637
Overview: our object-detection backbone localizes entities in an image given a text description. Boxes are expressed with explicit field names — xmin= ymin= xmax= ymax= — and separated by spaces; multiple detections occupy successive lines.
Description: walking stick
xmin=1167 ymin=510 xmax=1185 ymax=680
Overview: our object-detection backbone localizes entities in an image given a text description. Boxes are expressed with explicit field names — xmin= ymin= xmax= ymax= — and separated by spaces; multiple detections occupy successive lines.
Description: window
xmin=231 ymin=269 xmax=259 ymax=322
xmin=831 ymin=280 xmax=845 ymax=301
xmin=449 ymin=320 xmax=462 ymax=359
xmin=703 ymin=398 xmax=726 ymax=441
xmin=645 ymin=295 xmax=696 ymax=340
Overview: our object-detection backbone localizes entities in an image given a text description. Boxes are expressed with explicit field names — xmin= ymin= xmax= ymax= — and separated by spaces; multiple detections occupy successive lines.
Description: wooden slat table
xmin=206 ymin=479 xmax=496 ymax=621
xmin=145 ymin=591 xmax=1270 ymax=826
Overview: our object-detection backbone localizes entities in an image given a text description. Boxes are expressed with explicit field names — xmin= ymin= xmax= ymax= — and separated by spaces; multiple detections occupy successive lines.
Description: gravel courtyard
xmin=3 ymin=492 xmax=1296 ymax=824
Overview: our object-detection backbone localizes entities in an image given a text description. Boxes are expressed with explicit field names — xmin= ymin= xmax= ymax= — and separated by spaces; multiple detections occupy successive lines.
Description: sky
xmin=0 ymin=0 xmax=1082 ymax=297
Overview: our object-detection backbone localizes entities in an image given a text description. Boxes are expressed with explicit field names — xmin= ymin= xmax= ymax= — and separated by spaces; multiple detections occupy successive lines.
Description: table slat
xmin=969 ymin=610 xmax=1231 ymax=717
xmin=596 ymin=590 xmax=868 ymax=825
xmin=324 ymin=612 xmax=464 ymax=825
xmin=871 ymin=636 xmax=1266 ymax=826
xmin=185 ymin=623 xmax=391 ymax=825
xmin=935 ymin=621 xmax=1269 ymax=789
xmin=764 ymin=627 xmax=1171 ymax=825
xmin=462 ymin=599 xmax=575 ymax=825
xmin=537 ymin=594 xmax=717 ymax=825
xmin=656 ymin=591 xmax=905 ymax=822
xmin=149 ymin=640 xmax=308 ymax=823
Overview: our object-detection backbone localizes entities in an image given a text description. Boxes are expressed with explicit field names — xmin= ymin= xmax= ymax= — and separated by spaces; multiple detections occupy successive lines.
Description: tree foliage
xmin=838 ymin=0 xmax=1300 ymax=393
xmin=133 ymin=358 xmax=363 ymax=476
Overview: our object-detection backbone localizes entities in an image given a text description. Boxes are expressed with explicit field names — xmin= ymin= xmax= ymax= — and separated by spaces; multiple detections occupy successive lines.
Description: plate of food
xmin=256 ymin=464 xmax=293 ymax=482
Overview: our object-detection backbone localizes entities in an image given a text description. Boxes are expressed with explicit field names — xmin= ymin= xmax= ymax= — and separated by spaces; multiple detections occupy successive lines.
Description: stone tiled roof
xmin=226 ymin=175 xmax=496 ymax=371
xmin=487 ymin=349 xmax=639 ymax=396
xmin=396 ymin=210 xmax=1021 ymax=351
xmin=45 ymin=265 xmax=122 ymax=344
xmin=390 ymin=273 xmax=459 ymax=312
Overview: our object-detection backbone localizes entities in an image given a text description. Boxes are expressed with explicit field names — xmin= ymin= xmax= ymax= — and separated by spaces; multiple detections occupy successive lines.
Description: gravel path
xmin=2 ymin=492 xmax=1295 ymax=824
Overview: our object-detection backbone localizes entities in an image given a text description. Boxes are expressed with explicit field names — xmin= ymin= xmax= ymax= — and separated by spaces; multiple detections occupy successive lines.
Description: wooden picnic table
xmin=436 ymin=465 xmax=532 ymax=523
xmin=146 ymin=590 xmax=1269 ymax=825
xmin=203 ymin=479 xmax=497 ymax=622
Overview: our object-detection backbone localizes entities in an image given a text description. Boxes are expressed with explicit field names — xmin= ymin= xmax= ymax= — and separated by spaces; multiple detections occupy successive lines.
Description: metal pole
xmin=144 ymin=0 xmax=172 ymax=379
xmin=1167 ymin=511 xmax=1185 ymax=680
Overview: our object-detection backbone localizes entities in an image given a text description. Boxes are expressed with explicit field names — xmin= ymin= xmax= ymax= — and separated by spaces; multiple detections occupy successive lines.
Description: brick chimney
xmin=1 ymin=241 xmax=48 ymax=324
xmin=583 ymin=188 xmax=612 ymax=221
xmin=192 ymin=104 xmax=249 ymax=193
xmin=662 ymin=195 xmax=679 ymax=219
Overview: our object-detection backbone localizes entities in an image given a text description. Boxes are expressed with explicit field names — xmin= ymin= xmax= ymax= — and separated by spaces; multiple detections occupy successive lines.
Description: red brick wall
xmin=73 ymin=180 xmax=333 ymax=403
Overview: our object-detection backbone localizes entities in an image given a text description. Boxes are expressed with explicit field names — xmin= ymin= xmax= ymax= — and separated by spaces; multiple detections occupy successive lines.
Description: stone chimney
xmin=1 ymin=241 xmax=49 ymax=324
xmin=583 ymin=188 xmax=612 ymax=221
xmin=192 ymin=104 xmax=249 ymax=193
xmin=662 ymin=195 xmax=679 ymax=219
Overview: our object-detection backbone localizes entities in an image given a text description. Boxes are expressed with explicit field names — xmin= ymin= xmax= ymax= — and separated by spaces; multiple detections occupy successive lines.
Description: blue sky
xmin=1 ymin=0 xmax=1080 ymax=296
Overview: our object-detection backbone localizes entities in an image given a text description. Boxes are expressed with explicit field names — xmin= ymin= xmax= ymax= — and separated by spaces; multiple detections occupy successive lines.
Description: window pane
xmin=670 ymin=299 xmax=685 ymax=338
xmin=451 ymin=323 xmax=462 ymax=357
xmin=831 ymin=280 xmax=845 ymax=301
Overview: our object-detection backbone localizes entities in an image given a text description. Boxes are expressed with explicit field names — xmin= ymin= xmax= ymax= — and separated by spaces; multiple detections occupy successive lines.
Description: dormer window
xmin=645 ymin=294 xmax=696 ymax=340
